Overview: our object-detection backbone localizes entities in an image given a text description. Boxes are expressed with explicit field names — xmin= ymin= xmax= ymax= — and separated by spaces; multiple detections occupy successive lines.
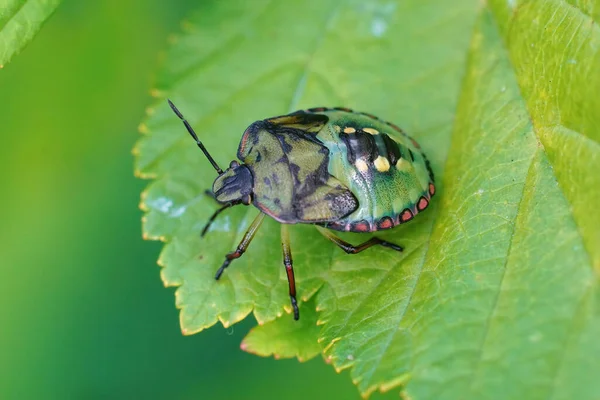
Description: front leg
xmin=281 ymin=224 xmax=299 ymax=320
xmin=201 ymin=202 xmax=235 ymax=237
xmin=215 ymin=212 xmax=265 ymax=279
xmin=200 ymin=190 xmax=239 ymax=237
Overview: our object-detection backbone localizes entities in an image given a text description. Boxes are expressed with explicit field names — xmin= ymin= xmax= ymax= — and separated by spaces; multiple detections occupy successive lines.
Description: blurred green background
xmin=0 ymin=1 xmax=384 ymax=398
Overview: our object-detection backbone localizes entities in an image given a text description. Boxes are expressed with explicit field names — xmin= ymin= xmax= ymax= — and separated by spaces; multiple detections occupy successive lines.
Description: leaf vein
xmin=491 ymin=0 xmax=597 ymax=270
xmin=548 ymin=284 xmax=594 ymax=400
xmin=467 ymin=149 xmax=538 ymax=395
xmin=0 ymin=0 xmax=26 ymax=32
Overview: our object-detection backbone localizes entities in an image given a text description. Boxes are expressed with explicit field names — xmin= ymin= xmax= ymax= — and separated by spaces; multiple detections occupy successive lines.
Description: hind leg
xmin=315 ymin=226 xmax=403 ymax=253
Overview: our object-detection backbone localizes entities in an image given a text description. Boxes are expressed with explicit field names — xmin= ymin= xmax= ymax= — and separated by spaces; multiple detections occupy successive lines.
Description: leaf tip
xmin=181 ymin=20 xmax=195 ymax=33
xmin=150 ymin=88 xmax=165 ymax=98
xmin=379 ymin=374 xmax=411 ymax=394
xmin=399 ymin=390 xmax=414 ymax=400
xmin=160 ymin=270 xmax=179 ymax=287
xmin=138 ymin=123 xmax=149 ymax=134
xmin=167 ymin=34 xmax=179 ymax=45
xmin=322 ymin=337 xmax=340 ymax=353
xmin=133 ymin=168 xmax=149 ymax=179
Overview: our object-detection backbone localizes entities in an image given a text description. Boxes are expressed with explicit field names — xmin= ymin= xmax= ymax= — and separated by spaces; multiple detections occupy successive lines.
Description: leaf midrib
xmin=500 ymin=0 xmax=596 ymax=267
xmin=465 ymin=4 xmax=597 ymax=398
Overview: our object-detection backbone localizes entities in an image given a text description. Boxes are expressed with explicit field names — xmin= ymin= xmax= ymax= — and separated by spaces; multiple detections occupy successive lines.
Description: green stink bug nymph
xmin=168 ymin=101 xmax=435 ymax=320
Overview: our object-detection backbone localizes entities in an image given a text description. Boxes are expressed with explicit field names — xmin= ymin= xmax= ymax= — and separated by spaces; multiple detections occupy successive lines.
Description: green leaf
xmin=135 ymin=0 xmax=600 ymax=399
xmin=0 ymin=0 xmax=62 ymax=67
xmin=241 ymin=297 xmax=321 ymax=362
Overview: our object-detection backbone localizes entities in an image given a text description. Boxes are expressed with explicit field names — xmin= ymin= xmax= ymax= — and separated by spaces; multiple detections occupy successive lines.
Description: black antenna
xmin=168 ymin=99 xmax=224 ymax=174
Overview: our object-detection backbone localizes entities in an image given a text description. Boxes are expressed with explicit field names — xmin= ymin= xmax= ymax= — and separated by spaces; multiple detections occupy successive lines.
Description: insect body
xmin=168 ymin=101 xmax=435 ymax=320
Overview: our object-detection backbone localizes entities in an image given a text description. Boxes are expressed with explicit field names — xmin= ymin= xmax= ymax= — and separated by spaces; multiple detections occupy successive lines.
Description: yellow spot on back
xmin=374 ymin=156 xmax=391 ymax=172
xmin=343 ymin=127 xmax=356 ymax=134
xmin=355 ymin=159 xmax=369 ymax=173
xmin=396 ymin=157 xmax=411 ymax=171
xmin=363 ymin=128 xmax=379 ymax=135
xmin=333 ymin=125 xmax=341 ymax=133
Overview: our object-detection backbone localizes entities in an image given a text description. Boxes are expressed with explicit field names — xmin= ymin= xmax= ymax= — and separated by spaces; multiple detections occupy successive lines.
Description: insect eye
xmin=241 ymin=194 xmax=252 ymax=205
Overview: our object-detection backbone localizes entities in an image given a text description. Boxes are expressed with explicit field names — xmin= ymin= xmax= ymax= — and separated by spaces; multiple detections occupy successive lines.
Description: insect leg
xmin=201 ymin=202 xmax=236 ymax=237
xmin=281 ymin=224 xmax=299 ymax=320
xmin=215 ymin=212 xmax=266 ymax=280
xmin=315 ymin=226 xmax=403 ymax=253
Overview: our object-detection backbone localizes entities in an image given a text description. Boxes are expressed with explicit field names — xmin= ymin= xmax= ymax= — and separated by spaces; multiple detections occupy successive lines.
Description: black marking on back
xmin=339 ymin=130 xmax=378 ymax=164
xmin=425 ymin=158 xmax=434 ymax=181
xmin=262 ymin=120 xmax=358 ymax=221
xmin=303 ymin=107 xmax=434 ymax=181
xmin=324 ymin=190 xmax=357 ymax=218
xmin=289 ymin=162 xmax=301 ymax=186
xmin=266 ymin=125 xmax=331 ymax=198
xmin=380 ymin=133 xmax=402 ymax=165
xmin=333 ymin=107 xmax=353 ymax=112
xmin=307 ymin=107 xmax=329 ymax=112
xmin=358 ymin=111 xmax=380 ymax=120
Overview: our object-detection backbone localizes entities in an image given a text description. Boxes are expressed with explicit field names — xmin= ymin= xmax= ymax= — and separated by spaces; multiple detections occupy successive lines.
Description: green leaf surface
xmin=0 ymin=0 xmax=62 ymax=66
xmin=135 ymin=0 xmax=600 ymax=399
xmin=241 ymin=297 xmax=321 ymax=362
